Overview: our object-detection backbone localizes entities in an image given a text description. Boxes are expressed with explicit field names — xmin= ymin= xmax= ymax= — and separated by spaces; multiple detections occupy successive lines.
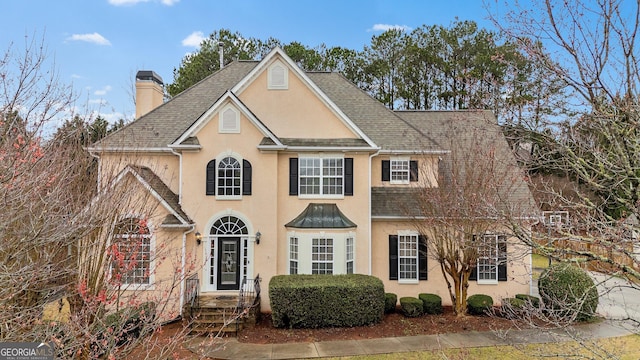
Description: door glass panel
xmin=220 ymin=240 xmax=238 ymax=285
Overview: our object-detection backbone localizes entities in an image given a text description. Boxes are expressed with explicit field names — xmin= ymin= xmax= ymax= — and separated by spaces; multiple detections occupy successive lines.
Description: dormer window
xmin=268 ymin=61 xmax=288 ymax=90
xmin=219 ymin=105 xmax=239 ymax=133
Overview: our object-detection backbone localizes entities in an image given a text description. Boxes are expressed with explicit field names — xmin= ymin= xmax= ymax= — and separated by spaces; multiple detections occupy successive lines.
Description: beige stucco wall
xmin=371 ymin=220 xmax=532 ymax=306
xmin=371 ymin=154 xmax=439 ymax=188
xmin=97 ymin=152 xmax=180 ymax=193
xmin=238 ymin=58 xmax=356 ymax=139
xmin=102 ymin=174 xmax=188 ymax=322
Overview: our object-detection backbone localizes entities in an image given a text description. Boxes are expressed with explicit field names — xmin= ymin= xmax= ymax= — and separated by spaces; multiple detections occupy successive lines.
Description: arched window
xmin=205 ymin=157 xmax=252 ymax=197
xmin=111 ymin=218 xmax=152 ymax=286
xmin=210 ymin=215 xmax=248 ymax=235
xmin=218 ymin=157 xmax=241 ymax=197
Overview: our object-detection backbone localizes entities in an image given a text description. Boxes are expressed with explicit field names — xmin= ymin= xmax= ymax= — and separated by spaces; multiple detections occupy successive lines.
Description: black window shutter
xmin=469 ymin=264 xmax=478 ymax=281
xmin=206 ymin=160 xmax=216 ymax=195
xmin=469 ymin=234 xmax=478 ymax=280
xmin=382 ymin=160 xmax=390 ymax=181
xmin=242 ymin=159 xmax=252 ymax=195
xmin=410 ymin=160 xmax=419 ymax=182
xmin=418 ymin=235 xmax=428 ymax=280
xmin=389 ymin=235 xmax=398 ymax=280
xmin=498 ymin=236 xmax=508 ymax=281
xmin=289 ymin=158 xmax=298 ymax=195
xmin=344 ymin=158 xmax=353 ymax=196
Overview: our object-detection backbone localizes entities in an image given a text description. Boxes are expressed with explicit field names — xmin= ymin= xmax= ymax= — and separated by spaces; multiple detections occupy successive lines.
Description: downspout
xmin=368 ymin=149 xmax=381 ymax=275
xmin=169 ymin=148 xmax=189 ymax=314
xmin=179 ymin=225 xmax=195 ymax=314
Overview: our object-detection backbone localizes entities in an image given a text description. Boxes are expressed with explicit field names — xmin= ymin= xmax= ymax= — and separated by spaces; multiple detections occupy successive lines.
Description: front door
xmin=217 ymin=237 xmax=240 ymax=290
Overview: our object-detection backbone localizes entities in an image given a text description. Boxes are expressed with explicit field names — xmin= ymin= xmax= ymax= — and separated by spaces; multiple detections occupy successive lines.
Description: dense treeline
xmin=168 ymin=23 xmax=566 ymax=131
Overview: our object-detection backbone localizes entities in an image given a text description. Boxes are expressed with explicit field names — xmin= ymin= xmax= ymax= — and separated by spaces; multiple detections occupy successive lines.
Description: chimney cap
xmin=136 ymin=70 xmax=163 ymax=85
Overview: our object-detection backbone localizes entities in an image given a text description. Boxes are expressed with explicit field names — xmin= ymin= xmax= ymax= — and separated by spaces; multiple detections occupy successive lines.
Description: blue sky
xmin=1 ymin=0 xmax=496 ymax=127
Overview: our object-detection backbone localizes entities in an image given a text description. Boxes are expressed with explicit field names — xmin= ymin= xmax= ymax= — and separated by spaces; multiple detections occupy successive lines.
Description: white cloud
xmin=182 ymin=31 xmax=205 ymax=48
xmin=108 ymin=0 xmax=179 ymax=5
xmin=368 ymin=24 xmax=411 ymax=32
xmin=94 ymin=85 xmax=112 ymax=96
xmin=67 ymin=33 xmax=111 ymax=46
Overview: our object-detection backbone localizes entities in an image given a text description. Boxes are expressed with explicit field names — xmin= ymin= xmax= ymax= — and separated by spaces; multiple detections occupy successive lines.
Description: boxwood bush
xmin=399 ymin=297 xmax=423 ymax=317
xmin=418 ymin=293 xmax=443 ymax=314
xmin=515 ymin=294 xmax=541 ymax=308
xmin=384 ymin=293 xmax=397 ymax=314
xmin=538 ymin=263 xmax=599 ymax=322
xmin=269 ymin=274 xmax=384 ymax=328
xmin=467 ymin=294 xmax=493 ymax=315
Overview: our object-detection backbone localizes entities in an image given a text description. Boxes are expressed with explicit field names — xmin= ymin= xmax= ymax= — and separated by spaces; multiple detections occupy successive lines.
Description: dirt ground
xmin=238 ymin=307 xmax=516 ymax=344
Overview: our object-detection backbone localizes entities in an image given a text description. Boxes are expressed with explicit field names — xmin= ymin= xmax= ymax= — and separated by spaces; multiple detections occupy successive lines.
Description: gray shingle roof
xmin=372 ymin=110 xmax=538 ymax=218
xmin=306 ymin=72 xmax=442 ymax=152
xmin=129 ymin=165 xmax=192 ymax=225
xmin=94 ymin=61 xmax=259 ymax=149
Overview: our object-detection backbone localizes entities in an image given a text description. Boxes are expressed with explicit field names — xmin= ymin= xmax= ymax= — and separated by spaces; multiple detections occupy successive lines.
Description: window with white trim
xmin=346 ymin=237 xmax=354 ymax=274
xmin=299 ymin=157 xmax=344 ymax=196
xmin=111 ymin=218 xmax=153 ymax=286
xmin=475 ymin=234 xmax=507 ymax=284
xmin=312 ymin=238 xmax=333 ymax=274
xmin=217 ymin=156 xmax=241 ymax=197
xmin=289 ymin=237 xmax=299 ymax=275
xmin=398 ymin=234 xmax=418 ymax=282
xmin=390 ymin=158 xmax=410 ymax=184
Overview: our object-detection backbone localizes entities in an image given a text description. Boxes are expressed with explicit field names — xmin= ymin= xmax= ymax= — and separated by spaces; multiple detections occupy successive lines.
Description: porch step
xmin=185 ymin=295 xmax=252 ymax=336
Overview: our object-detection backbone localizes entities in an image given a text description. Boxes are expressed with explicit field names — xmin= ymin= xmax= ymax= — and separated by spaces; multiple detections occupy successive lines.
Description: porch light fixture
xmin=255 ymin=231 xmax=261 ymax=245
xmin=195 ymin=232 xmax=202 ymax=245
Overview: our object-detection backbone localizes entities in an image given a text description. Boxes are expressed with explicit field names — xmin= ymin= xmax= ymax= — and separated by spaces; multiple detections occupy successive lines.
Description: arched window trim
xmin=207 ymin=152 xmax=252 ymax=198
xmin=268 ymin=60 xmax=288 ymax=90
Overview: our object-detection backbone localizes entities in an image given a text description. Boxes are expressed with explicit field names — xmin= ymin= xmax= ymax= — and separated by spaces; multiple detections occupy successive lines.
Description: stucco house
xmin=89 ymin=48 xmax=536 ymax=320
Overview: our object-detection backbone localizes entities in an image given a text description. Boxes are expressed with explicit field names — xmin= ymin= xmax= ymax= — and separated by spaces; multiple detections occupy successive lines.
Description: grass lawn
xmin=329 ymin=334 xmax=640 ymax=360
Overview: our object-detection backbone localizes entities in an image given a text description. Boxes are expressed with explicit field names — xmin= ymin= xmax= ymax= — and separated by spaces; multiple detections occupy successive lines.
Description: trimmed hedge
xmin=269 ymin=274 xmax=384 ymax=328
xmin=399 ymin=297 xmax=423 ymax=317
xmin=515 ymin=294 xmax=541 ymax=308
xmin=538 ymin=263 xmax=599 ymax=322
xmin=418 ymin=293 xmax=443 ymax=314
xmin=467 ymin=294 xmax=493 ymax=315
xmin=384 ymin=293 xmax=397 ymax=314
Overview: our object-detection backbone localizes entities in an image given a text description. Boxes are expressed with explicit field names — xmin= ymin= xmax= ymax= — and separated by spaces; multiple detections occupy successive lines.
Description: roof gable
xmin=231 ymin=48 xmax=377 ymax=147
xmin=171 ymin=91 xmax=283 ymax=149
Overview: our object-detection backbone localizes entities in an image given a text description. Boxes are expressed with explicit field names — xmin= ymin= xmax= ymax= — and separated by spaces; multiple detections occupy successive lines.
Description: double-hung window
xmin=398 ymin=234 xmax=419 ymax=282
xmin=111 ymin=218 xmax=153 ymax=287
xmin=346 ymin=237 xmax=354 ymax=274
xmin=312 ymin=238 xmax=333 ymax=274
xmin=474 ymin=234 xmax=507 ymax=284
xmin=390 ymin=158 xmax=410 ymax=184
xmin=299 ymin=157 xmax=343 ymax=196
xmin=289 ymin=237 xmax=299 ymax=275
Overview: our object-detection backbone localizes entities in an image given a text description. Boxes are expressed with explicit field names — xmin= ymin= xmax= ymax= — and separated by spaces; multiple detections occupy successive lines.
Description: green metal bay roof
xmin=285 ymin=203 xmax=357 ymax=229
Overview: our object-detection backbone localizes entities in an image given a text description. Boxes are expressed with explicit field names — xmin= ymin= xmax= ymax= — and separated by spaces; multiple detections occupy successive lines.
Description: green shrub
xmin=515 ymin=294 xmax=541 ymax=308
xmin=384 ymin=293 xmax=397 ymax=314
xmin=538 ymin=263 xmax=599 ymax=322
xmin=418 ymin=293 xmax=443 ymax=314
xmin=269 ymin=274 xmax=385 ymax=328
xmin=399 ymin=297 xmax=423 ymax=318
xmin=467 ymin=294 xmax=493 ymax=315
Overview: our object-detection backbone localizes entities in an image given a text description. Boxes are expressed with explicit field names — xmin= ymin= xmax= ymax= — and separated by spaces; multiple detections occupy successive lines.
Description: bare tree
xmin=406 ymin=112 xmax=535 ymax=317
xmin=0 ymin=33 xmax=235 ymax=359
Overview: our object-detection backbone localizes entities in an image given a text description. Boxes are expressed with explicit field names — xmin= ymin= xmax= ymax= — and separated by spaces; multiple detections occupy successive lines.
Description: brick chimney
xmin=135 ymin=70 xmax=164 ymax=119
